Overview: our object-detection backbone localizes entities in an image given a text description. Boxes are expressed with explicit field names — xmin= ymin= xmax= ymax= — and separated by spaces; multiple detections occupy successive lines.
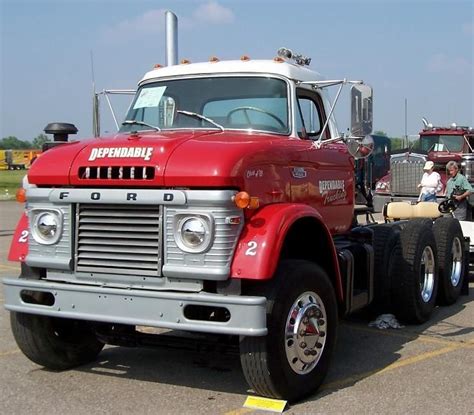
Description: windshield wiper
xmin=177 ymin=110 xmax=225 ymax=132
xmin=122 ymin=120 xmax=161 ymax=132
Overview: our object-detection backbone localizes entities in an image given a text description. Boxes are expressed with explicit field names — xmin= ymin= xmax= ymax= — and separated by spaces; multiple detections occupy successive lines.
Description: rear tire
xmin=371 ymin=224 xmax=402 ymax=312
xmin=240 ymin=260 xmax=337 ymax=402
xmin=432 ymin=217 xmax=465 ymax=305
xmin=11 ymin=312 xmax=104 ymax=370
xmin=391 ymin=220 xmax=438 ymax=324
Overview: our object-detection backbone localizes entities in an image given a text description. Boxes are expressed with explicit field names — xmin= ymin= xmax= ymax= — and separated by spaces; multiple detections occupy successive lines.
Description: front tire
xmin=240 ymin=260 xmax=337 ymax=402
xmin=11 ymin=312 xmax=104 ymax=370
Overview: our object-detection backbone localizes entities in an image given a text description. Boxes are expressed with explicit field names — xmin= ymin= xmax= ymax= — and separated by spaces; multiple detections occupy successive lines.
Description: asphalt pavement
xmin=1 ymin=201 xmax=473 ymax=414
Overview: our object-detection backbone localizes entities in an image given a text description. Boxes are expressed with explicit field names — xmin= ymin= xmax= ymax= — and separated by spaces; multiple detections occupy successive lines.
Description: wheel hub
xmin=420 ymin=245 xmax=435 ymax=302
xmin=285 ymin=291 xmax=327 ymax=374
xmin=450 ymin=237 xmax=463 ymax=287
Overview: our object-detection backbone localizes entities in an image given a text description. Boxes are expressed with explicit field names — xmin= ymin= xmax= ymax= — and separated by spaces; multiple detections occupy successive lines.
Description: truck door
xmin=292 ymin=88 xmax=354 ymax=233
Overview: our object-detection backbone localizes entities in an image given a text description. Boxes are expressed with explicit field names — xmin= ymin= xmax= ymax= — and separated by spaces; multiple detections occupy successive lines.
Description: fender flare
xmin=8 ymin=212 xmax=29 ymax=262
xmin=231 ymin=203 xmax=343 ymax=300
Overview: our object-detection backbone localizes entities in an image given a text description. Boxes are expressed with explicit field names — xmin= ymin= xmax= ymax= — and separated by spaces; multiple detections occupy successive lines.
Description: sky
xmin=1 ymin=0 xmax=473 ymax=141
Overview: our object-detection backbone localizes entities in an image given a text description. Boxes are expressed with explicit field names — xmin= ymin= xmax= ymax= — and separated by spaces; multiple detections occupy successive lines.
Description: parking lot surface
xmin=1 ymin=201 xmax=473 ymax=414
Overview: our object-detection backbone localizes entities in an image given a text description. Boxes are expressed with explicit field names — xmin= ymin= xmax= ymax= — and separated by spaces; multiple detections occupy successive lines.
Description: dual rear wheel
xmin=373 ymin=217 xmax=465 ymax=323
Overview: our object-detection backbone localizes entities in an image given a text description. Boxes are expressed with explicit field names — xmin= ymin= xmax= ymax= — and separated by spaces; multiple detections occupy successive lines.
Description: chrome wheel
xmin=450 ymin=237 xmax=463 ymax=287
xmin=285 ymin=291 xmax=327 ymax=375
xmin=420 ymin=246 xmax=436 ymax=302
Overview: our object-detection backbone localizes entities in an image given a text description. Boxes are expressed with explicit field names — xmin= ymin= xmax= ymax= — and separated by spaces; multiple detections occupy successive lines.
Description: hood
xmin=428 ymin=150 xmax=462 ymax=164
xmin=28 ymin=130 xmax=281 ymax=188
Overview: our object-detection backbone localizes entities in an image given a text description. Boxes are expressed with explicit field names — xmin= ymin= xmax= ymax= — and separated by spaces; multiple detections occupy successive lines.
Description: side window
xmin=296 ymin=90 xmax=325 ymax=140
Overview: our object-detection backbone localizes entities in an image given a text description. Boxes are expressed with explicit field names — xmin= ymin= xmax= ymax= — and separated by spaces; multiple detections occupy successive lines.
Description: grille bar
xmin=76 ymin=204 xmax=162 ymax=277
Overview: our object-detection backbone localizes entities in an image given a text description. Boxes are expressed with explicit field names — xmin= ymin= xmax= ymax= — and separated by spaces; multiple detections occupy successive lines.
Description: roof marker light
xmin=240 ymin=55 xmax=250 ymax=61
xmin=209 ymin=56 xmax=220 ymax=63
xmin=153 ymin=64 xmax=163 ymax=69
xmin=273 ymin=56 xmax=285 ymax=63
xmin=180 ymin=59 xmax=191 ymax=64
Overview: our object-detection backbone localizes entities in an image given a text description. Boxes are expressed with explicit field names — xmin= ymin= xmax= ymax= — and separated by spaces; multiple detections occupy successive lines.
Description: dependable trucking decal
xmin=319 ymin=179 xmax=347 ymax=205
xmin=88 ymin=147 xmax=154 ymax=161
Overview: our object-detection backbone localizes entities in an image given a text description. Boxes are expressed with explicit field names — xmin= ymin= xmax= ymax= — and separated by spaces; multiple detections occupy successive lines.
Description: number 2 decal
xmin=18 ymin=230 xmax=29 ymax=243
xmin=245 ymin=241 xmax=258 ymax=256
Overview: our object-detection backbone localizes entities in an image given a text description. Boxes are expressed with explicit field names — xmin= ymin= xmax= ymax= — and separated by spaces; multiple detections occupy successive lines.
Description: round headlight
xmin=37 ymin=213 xmax=59 ymax=237
xmin=174 ymin=215 xmax=213 ymax=253
xmin=32 ymin=210 xmax=62 ymax=244
xmin=181 ymin=218 xmax=207 ymax=248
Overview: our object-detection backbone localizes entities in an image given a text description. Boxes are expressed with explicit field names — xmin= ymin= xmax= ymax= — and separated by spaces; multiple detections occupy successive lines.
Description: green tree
xmin=0 ymin=136 xmax=32 ymax=149
xmin=390 ymin=137 xmax=405 ymax=150
xmin=373 ymin=130 xmax=388 ymax=137
xmin=32 ymin=133 xmax=51 ymax=149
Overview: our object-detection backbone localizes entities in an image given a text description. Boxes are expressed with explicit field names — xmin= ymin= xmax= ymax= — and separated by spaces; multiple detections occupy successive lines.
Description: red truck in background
xmin=373 ymin=119 xmax=474 ymax=212
xmin=3 ymin=50 xmax=470 ymax=403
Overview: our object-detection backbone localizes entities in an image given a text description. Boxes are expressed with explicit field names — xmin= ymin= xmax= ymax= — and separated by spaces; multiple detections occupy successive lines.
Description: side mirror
xmin=351 ymin=84 xmax=373 ymax=137
xmin=347 ymin=135 xmax=374 ymax=159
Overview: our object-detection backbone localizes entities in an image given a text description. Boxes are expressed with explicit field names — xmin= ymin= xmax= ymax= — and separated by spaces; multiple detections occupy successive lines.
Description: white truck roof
xmin=140 ymin=59 xmax=325 ymax=84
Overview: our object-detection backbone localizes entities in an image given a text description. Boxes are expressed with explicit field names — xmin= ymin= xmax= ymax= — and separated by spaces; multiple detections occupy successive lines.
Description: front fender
xmin=8 ymin=212 xmax=29 ymax=262
xmin=231 ymin=203 xmax=343 ymax=299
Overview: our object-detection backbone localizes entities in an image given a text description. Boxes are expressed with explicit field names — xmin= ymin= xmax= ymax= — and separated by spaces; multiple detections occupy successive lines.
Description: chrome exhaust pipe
xmin=165 ymin=11 xmax=178 ymax=66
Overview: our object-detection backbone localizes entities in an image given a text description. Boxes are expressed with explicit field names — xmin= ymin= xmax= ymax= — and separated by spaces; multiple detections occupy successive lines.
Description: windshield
xmin=120 ymin=76 xmax=289 ymax=134
xmin=420 ymin=134 xmax=464 ymax=153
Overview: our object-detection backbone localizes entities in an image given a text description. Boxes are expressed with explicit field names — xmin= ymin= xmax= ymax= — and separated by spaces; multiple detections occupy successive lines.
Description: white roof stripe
xmin=140 ymin=59 xmax=324 ymax=84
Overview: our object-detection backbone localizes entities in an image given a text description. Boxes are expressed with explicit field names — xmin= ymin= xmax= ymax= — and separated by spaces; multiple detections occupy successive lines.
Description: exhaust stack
xmin=165 ymin=11 xmax=178 ymax=66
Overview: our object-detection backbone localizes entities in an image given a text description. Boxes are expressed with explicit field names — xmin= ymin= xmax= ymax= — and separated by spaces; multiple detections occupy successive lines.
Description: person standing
xmin=445 ymin=160 xmax=473 ymax=220
xmin=418 ymin=161 xmax=442 ymax=202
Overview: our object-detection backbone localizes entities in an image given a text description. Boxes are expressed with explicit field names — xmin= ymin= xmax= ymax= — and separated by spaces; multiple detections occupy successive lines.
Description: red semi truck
xmin=3 ymin=52 xmax=469 ymax=402
xmin=373 ymin=119 xmax=474 ymax=212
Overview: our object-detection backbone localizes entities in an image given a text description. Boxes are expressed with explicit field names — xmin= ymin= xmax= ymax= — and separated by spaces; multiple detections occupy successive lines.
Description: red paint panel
xmin=231 ymin=204 xmax=343 ymax=300
xmin=8 ymin=212 xmax=29 ymax=262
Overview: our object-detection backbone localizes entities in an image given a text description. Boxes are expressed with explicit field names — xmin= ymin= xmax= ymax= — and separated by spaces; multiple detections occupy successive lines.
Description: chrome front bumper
xmin=3 ymin=278 xmax=267 ymax=336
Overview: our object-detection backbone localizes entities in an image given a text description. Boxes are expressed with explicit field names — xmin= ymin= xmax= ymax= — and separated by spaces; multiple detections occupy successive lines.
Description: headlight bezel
xmin=173 ymin=213 xmax=214 ymax=253
xmin=29 ymin=208 xmax=64 ymax=245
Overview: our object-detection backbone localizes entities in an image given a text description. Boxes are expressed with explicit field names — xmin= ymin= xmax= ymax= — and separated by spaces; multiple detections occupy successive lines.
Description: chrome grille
xmin=76 ymin=204 xmax=162 ymax=277
xmin=462 ymin=155 xmax=474 ymax=183
xmin=391 ymin=156 xmax=425 ymax=196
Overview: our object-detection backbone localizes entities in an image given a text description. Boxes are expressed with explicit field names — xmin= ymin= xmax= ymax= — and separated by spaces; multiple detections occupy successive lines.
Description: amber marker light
xmin=180 ymin=59 xmax=191 ymax=64
xmin=234 ymin=191 xmax=250 ymax=208
xmin=249 ymin=197 xmax=260 ymax=209
xmin=153 ymin=64 xmax=163 ymax=69
xmin=209 ymin=56 xmax=220 ymax=63
xmin=16 ymin=187 xmax=26 ymax=203
xmin=233 ymin=192 xmax=260 ymax=209
xmin=273 ymin=57 xmax=285 ymax=63
xmin=240 ymin=55 xmax=250 ymax=61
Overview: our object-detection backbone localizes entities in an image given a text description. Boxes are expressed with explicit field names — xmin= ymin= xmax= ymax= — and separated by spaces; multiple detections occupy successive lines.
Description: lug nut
xmin=316 ymin=342 xmax=323 ymax=349
xmin=304 ymin=350 xmax=311 ymax=356
xmin=310 ymin=350 xmax=317 ymax=356
xmin=300 ymin=342 xmax=307 ymax=348
xmin=319 ymin=331 xmax=326 ymax=337
xmin=318 ymin=319 xmax=325 ymax=325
